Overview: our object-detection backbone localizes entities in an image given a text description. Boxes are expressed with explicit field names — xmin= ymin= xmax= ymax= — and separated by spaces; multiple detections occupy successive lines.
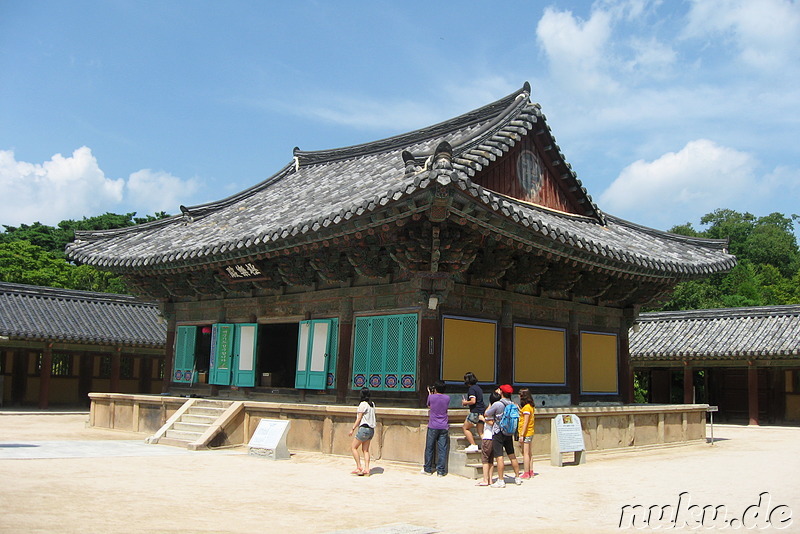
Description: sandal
xmin=475 ymin=481 xmax=489 ymax=486
xmin=351 ymin=469 xmax=363 ymax=475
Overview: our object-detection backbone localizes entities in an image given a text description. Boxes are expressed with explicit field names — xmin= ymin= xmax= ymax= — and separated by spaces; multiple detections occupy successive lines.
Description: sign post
xmin=550 ymin=413 xmax=586 ymax=467
xmin=248 ymin=418 xmax=291 ymax=460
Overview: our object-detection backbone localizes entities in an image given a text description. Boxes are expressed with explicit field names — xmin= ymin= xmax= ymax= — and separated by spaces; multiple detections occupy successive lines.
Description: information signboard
xmin=248 ymin=419 xmax=291 ymax=460
xmin=550 ymin=413 xmax=586 ymax=467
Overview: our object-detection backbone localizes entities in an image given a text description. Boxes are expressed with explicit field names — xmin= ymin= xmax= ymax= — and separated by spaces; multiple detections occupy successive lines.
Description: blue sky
xmin=1 ymin=0 xmax=799 ymax=237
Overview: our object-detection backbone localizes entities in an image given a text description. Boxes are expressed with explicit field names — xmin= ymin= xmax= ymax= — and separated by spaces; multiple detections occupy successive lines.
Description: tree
xmin=0 ymin=240 xmax=72 ymax=288
xmin=654 ymin=209 xmax=800 ymax=311
xmin=0 ymin=212 xmax=168 ymax=293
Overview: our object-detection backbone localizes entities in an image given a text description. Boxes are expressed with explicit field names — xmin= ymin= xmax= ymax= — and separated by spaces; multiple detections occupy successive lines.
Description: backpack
xmin=499 ymin=401 xmax=520 ymax=436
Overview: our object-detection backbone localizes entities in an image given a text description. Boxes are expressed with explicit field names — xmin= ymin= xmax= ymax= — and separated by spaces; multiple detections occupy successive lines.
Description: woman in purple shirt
xmin=422 ymin=380 xmax=450 ymax=476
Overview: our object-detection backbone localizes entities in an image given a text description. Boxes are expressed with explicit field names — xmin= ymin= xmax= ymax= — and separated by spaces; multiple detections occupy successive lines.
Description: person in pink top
xmin=422 ymin=380 xmax=450 ymax=476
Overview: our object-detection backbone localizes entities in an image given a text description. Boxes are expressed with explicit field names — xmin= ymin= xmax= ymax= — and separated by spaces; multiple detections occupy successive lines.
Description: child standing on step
xmin=461 ymin=372 xmax=485 ymax=453
xmin=476 ymin=390 xmax=501 ymax=486
xmin=517 ymin=387 xmax=535 ymax=479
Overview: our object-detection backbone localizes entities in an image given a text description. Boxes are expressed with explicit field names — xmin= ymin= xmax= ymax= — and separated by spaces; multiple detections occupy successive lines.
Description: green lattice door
xmin=209 ymin=323 xmax=235 ymax=385
xmin=173 ymin=325 xmax=198 ymax=384
xmin=352 ymin=313 xmax=418 ymax=391
xmin=295 ymin=319 xmax=339 ymax=390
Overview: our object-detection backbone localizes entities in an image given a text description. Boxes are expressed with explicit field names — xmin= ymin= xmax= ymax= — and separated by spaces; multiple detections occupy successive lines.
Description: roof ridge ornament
xmin=402 ymin=150 xmax=420 ymax=178
xmin=179 ymin=205 xmax=193 ymax=224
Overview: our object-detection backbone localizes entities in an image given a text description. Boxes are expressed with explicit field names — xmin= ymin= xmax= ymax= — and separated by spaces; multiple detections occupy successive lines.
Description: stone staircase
xmin=147 ymin=399 xmax=237 ymax=449
xmin=447 ymin=423 xmax=520 ymax=479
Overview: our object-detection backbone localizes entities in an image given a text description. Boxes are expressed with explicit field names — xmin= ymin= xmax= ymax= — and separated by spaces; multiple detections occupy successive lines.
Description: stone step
xmin=193 ymin=399 xmax=233 ymax=408
xmin=188 ymin=406 xmax=227 ymax=417
xmin=157 ymin=437 xmax=192 ymax=448
xmin=165 ymin=429 xmax=203 ymax=441
xmin=180 ymin=414 xmax=218 ymax=425
xmin=173 ymin=421 xmax=212 ymax=433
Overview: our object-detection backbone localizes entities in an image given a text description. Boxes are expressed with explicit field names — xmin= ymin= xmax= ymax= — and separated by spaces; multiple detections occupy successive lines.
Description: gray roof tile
xmin=66 ymin=83 xmax=734 ymax=277
xmin=0 ymin=282 xmax=166 ymax=347
xmin=630 ymin=305 xmax=800 ymax=360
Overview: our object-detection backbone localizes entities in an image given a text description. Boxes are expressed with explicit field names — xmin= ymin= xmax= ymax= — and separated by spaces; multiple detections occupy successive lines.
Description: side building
xmin=65 ymin=83 xmax=736 ymax=407
xmin=0 ymin=282 xmax=166 ymax=408
xmin=630 ymin=305 xmax=800 ymax=424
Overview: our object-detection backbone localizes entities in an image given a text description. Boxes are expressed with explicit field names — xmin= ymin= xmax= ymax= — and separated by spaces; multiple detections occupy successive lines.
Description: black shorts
xmin=492 ymin=432 xmax=515 ymax=457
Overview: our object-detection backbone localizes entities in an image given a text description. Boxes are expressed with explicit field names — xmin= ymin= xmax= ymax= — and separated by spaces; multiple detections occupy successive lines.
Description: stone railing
xmin=89 ymin=393 xmax=708 ymax=465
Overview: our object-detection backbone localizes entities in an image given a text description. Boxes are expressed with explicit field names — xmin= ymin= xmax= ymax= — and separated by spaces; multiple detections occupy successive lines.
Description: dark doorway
xmin=195 ymin=325 xmax=213 ymax=374
xmin=258 ymin=323 xmax=299 ymax=388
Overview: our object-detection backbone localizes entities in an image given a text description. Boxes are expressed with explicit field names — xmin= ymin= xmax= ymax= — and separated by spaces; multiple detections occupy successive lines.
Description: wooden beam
xmin=38 ymin=343 xmax=53 ymax=410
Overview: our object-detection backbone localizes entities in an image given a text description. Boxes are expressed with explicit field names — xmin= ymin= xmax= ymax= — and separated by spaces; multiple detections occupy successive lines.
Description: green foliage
xmin=655 ymin=209 xmax=800 ymax=310
xmin=0 ymin=212 xmax=168 ymax=293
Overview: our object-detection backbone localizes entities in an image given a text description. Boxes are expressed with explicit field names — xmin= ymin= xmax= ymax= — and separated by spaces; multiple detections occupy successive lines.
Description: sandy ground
xmin=1 ymin=413 xmax=799 ymax=534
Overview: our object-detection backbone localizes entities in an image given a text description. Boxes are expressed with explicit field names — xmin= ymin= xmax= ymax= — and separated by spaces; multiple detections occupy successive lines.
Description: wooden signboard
xmin=550 ymin=413 xmax=586 ymax=467
xmin=248 ymin=419 xmax=291 ymax=460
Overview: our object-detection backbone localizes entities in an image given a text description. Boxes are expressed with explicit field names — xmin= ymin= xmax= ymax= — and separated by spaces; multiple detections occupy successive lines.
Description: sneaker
xmin=437 ymin=473 xmax=446 ymax=477
xmin=520 ymin=471 xmax=531 ymax=480
xmin=490 ymin=479 xmax=506 ymax=488
xmin=420 ymin=469 xmax=433 ymax=476
xmin=515 ymin=476 xmax=523 ymax=485
xmin=463 ymin=444 xmax=479 ymax=453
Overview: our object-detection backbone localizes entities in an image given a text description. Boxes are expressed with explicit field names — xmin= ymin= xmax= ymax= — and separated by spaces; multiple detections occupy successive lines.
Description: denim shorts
xmin=520 ymin=435 xmax=533 ymax=443
xmin=466 ymin=412 xmax=481 ymax=424
xmin=356 ymin=425 xmax=374 ymax=441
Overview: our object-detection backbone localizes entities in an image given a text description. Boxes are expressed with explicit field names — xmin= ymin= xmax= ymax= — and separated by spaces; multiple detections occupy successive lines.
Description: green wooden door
xmin=173 ymin=325 xmax=198 ymax=384
xmin=233 ymin=323 xmax=258 ymax=387
xmin=295 ymin=319 xmax=338 ymax=390
xmin=209 ymin=323 xmax=234 ymax=385
xmin=352 ymin=313 xmax=418 ymax=391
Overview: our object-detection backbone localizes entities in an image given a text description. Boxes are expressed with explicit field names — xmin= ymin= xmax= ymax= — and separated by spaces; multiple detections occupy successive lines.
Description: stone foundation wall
xmin=90 ymin=393 xmax=708 ymax=463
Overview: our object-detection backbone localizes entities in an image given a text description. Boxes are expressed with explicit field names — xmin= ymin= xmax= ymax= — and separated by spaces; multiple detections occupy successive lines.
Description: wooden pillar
xmin=748 ymin=362 xmax=759 ymax=426
xmin=335 ymin=297 xmax=353 ymax=404
xmin=498 ymin=301 xmax=513 ymax=385
xmin=618 ymin=324 xmax=633 ymax=404
xmin=162 ymin=304 xmax=176 ymax=393
xmin=78 ymin=352 xmax=93 ymax=406
xmin=418 ymin=309 xmax=441 ymax=407
xmin=139 ymin=357 xmax=152 ymax=395
xmin=110 ymin=348 xmax=121 ymax=393
xmin=38 ymin=343 xmax=53 ymax=409
xmin=683 ymin=362 xmax=694 ymax=404
xmin=568 ymin=311 xmax=581 ymax=405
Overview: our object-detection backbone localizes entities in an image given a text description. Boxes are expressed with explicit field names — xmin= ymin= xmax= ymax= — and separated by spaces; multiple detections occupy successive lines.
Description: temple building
xmin=0 ymin=282 xmax=165 ymax=407
xmin=630 ymin=305 xmax=800 ymax=424
xmin=66 ymin=83 xmax=736 ymax=407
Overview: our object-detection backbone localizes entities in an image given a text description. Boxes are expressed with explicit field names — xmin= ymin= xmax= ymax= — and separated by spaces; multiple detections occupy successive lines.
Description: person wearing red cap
xmin=483 ymin=384 xmax=522 ymax=487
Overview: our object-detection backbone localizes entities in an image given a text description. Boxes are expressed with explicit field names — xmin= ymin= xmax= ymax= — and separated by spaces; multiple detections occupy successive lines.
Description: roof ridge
xmin=638 ymin=304 xmax=800 ymax=321
xmin=0 ymin=282 xmax=156 ymax=307
xmin=603 ymin=214 xmax=731 ymax=250
xmin=293 ymin=83 xmax=531 ymax=166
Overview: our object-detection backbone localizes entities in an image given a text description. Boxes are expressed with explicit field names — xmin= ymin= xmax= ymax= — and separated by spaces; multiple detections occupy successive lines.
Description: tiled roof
xmin=66 ymin=83 xmax=734 ymax=278
xmin=629 ymin=305 xmax=800 ymax=360
xmin=0 ymin=282 xmax=166 ymax=347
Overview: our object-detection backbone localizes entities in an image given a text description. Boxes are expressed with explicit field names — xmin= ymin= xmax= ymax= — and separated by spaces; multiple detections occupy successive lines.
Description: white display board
xmin=248 ymin=419 xmax=291 ymax=460
xmin=550 ymin=413 xmax=586 ymax=467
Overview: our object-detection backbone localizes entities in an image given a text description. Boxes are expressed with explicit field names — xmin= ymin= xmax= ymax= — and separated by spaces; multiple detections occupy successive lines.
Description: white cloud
xmin=684 ymin=0 xmax=800 ymax=71
xmin=535 ymin=7 xmax=617 ymax=93
xmin=0 ymin=148 xmax=196 ymax=226
xmin=0 ymin=147 xmax=124 ymax=226
xmin=126 ymin=169 xmax=200 ymax=215
xmin=599 ymin=139 xmax=759 ymax=224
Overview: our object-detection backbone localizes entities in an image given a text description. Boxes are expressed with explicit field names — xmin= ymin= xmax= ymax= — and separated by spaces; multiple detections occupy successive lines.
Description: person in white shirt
xmin=348 ymin=387 xmax=376 ymax=476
